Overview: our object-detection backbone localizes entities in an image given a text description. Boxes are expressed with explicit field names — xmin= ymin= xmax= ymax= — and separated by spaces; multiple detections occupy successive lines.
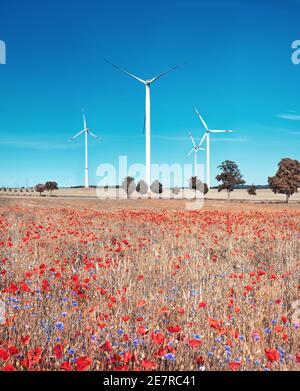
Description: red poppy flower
xmin=20 ymin=282 xmax=31 ymax=292
xmin=136 ymin=316 xmax=144 ymax=322
xmin=209 ymin=318 xmax=221 ymax=329
xmin=152 ymin=332 xmax=165 ymax=345
xmin=198 ymin=301 xmax=207 ymax=308
xmin=28 ymin=347 xmax=43 ymax=366
xmin=75 ymin=356 xmax=92 ymax=371
xmin=54 ymin=344 xmax=64 ymax=359
xmin=123 ymin=351 xmax=133 ymax=363
xmin=188 ymin=339 xmax=202 ymax=348
xmin=229 ymin=362 xmax=241 ymax=371
xmin=167 ymin=326 xmax=182 ymax=333
xmin=160 ymin=306 xmax=169 ymax=313
xmin=141 ymin=360 xmax=156 ymax=370
xmin=41 ymin=279 xmax=50 ymax=292
xmin=100 ymin=341 xmax=113 ymax=352
xmin=196 ymin=355 xmax=205 ymax=365
xmin=265 ymin=348 xmax=280 ymax=362
xmin=122 ymin=315 xmax=130 ymax=322
xmin=21 ymin=335 xmax=30 ymax=345
xmin=2 ymin=364 xmax=16 ymax=371
xmin=60 ymin=361 xmax=73 ymax=371
xmin=138 ymin=326 xmax=149 ymax=335
xmin=0 ymin=349 xmax=9 ymax=361
xmin=137 ymin=299 xmax=146 ymax=307
xmin=8 ymin=346 xmax=19 ymax=355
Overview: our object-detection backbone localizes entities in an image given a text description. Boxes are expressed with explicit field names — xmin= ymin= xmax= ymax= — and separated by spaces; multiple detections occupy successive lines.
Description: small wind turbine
xmin=69 ymin=109 xmax=99 ymax=188
xmin=186 ymin=132 xmax=205 ymax=177
xmin=105 ymin=58 xmax=182 ymax=187
xmin=194 ymin=108 xmax=233 ymax=189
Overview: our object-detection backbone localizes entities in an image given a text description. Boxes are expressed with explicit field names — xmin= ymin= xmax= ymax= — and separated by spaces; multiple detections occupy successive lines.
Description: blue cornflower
xmin=72 ymin=300 xmax=78 ymax=306
xmin=264 ymin=327 xmax=272 ymax=334
xmin=55 ymin=321 xmax=64 ymax=331
xmin=68 ymin=348 xmax=75 ymax=355
xmin=165 ymin=353 xmax=176 ymax=361
xmin=132 ymin=339 xmax=139 ymax=346
xmin=239 ymin=335 xmax=246 ymax=341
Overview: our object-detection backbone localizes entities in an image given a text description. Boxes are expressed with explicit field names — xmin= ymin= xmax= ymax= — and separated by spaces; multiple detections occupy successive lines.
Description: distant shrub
xmin=136 ymin=180 xmax=149 ymax=196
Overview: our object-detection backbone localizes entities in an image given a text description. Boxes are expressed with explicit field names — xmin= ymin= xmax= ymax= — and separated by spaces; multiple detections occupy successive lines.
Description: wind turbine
xmin=186 ymin=132 xmax=205 ymax=177
xmin=105 ymin=58 xmax=181 ymax=187
xmin=69 ymin=109 xmax=99 ymax=188
xmin=194 ymin=108 xmax=233 ymax=189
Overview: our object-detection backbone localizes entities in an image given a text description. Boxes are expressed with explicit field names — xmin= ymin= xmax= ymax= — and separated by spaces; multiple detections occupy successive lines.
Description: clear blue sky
xmin=0 ymin=0 xmax=300 ymax=187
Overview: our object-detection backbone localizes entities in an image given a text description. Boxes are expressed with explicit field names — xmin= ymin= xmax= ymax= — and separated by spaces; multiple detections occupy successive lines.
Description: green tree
xmin=216 ymin=160 xmax=245 ymax=201
xmin=44 ymin=181 xmax=58 ymax=196
xmin=35 ymin=184 xmax=45 ymax=196
xmin=121 ymin=176 xmax=136 ymax=199
xmin=188 ymin=176 xmax=208 ymax=198
xmin=268 ymin=158 xmax=300 ymax=203
xmin=136 ymin=180 xmax=149 ymax=197
xmin=150 ymin=180 xmax=163 ymax=198
xmin=247 ymin=184 xmax=257 ymax=196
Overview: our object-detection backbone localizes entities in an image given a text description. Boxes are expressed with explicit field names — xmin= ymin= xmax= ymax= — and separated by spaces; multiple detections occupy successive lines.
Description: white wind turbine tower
xmin=186 ymin=132 xmax=205 ymax=177
xmin=69 ymin=109 xmax=99 ymax=188
xmin=194 ymin=108 xmax=233 ymax=189
xmin=105 ymin=58 xmax=181 ymax=187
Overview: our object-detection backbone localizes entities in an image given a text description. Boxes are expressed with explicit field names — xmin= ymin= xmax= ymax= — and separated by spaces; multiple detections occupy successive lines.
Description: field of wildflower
xmin=0 ymin=201 xmax=299 ymax=371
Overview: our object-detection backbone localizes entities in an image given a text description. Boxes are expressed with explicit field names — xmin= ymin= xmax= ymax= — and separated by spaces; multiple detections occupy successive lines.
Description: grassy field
xmin=0 ymin=197 xmax=299 ymax=371
xmin=1 ymin=187 xmax=300 ymax=202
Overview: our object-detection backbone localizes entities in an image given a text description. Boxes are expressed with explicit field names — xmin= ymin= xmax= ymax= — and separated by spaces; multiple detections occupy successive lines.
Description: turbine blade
xmin=69 ymin=129 xmax=85 ymax=141
xmin=82 ymin=109 xmax=87 ymax=129
xmin=189 ymin=132 xmax=196 ymax=147
xmin=104 ymin=58 xmax=145 ymax=84
xmin=186 ymin=147 xmax=194 ymax=158
xmin=150 ymin=64 xmax=182 ymax=84
xmin=88 ymin=131 xmax=99 ymax=139
xmin=194 ymin=108 xmax=209 ymax=131
xmin=210 ymin=129 xmax=233 ymax=133
xmin=199 ymin=132 xmax=208 ymax=147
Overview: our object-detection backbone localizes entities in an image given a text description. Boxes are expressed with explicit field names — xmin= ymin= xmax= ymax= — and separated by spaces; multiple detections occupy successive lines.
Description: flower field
xmin=0 ymin=203 xmax=299 ymax=371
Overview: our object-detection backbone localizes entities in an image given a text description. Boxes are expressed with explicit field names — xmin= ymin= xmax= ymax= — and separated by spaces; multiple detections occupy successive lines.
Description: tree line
xmin=31 ymin=157 xmax=300 ymax=203
xmin=121 ymin=157 xmax=300 ymax=203
xmin=35 ymin=181 xmax=58 ymax=196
